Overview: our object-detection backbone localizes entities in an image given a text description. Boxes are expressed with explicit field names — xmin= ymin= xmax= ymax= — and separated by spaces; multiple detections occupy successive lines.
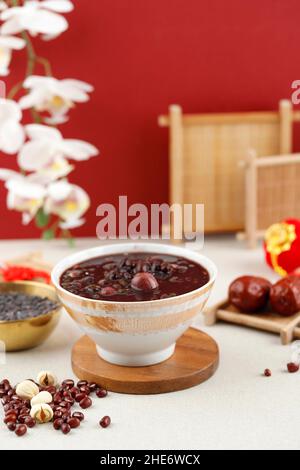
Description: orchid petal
xmin=0 ymin=99 xmax=22 ymax=122
xmin=1 ymin=6 xmax=24 ymax=21
xmin=40 ymin=1 xmax=74 ymax=13
xmin=5 ymin=178 xmax=46 ymax=199
xmin=0 ymin=36 xmax=25 ymax=50
xmin=47 ymin=180 xmax=72 ymax=200
xmin=0 ymin=48 xmax=10 ymax=76
xmin=23 ymin=75 xmax=55 ymax=88
xmin=61 ymin=79 xmax=94 ymax=93
xmin=18 ymin=140 xmax=57 ymax=171
xmin=0 ymin=169 xmax=21 ymax=181
xmin=40 ymin=32 xmax=61 ymax=41
xmin=28 ymin=157 xmax=73 ymax=182
xmin=45 ymin=183 xmax=90 ymax=221
xmin=58 ymin=83 xmax=90 ymax=102
xmin=22 ymin=9 xmax=68 ymax=35
xmin=19 ymin=88 xmax=47 ymax=109
xmin=25 ymin=123 xmax=62 ymax=141
xmin=0 ymin=1 xmax=7 ymax=12
xmin=60 ymin=139 xmax=99 ymax=161
xmin=0 ymin=18 xmax=23 ymax=35
xmin=44 ymin=114 xmax=69 ymax=124
xmin=59 ymin=218 xmax=85 ymax=229
xmin=0 ymin=120 xmax=24 ymax=154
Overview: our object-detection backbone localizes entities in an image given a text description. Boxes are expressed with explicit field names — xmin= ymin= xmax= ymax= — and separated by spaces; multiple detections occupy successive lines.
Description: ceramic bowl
xmin=52 ymin=243 xmax=217 ymax=366
xmin=0 ymin=281 xmax=61 ymax=351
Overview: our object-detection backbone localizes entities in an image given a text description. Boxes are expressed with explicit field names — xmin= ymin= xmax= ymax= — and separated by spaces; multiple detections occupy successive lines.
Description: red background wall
xmin=1 ymin=0 xmax=300 ymax=238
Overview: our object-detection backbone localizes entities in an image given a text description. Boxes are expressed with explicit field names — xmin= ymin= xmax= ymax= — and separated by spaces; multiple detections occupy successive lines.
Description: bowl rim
xmin=0 ymin=280 xmax=61 ymax=325
xmin=51 ymin=242 xmax=217 ymax=307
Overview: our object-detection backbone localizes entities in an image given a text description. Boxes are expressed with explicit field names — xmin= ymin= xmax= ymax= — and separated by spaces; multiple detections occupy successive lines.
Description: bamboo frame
xmin=159 ymin=100 xmax=297 ymax=237
xmin=241 ymin=150 xmax=300 ymax=248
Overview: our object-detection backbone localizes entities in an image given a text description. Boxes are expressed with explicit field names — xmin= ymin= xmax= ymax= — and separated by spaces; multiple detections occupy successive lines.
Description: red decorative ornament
xmin=264 ymin=218 xmax=300 ymax=276
xmin=0 ymin=265 xmax=51 ymax=284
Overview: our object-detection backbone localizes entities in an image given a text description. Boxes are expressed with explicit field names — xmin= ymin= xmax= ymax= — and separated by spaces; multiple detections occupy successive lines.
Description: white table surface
xmin=0 ymin=236 xmax=297 ymax=450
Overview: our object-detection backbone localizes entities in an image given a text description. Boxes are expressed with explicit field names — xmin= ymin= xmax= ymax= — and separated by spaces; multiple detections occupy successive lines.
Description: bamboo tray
xmin=204 ymin=298 xmax=300 ymax=345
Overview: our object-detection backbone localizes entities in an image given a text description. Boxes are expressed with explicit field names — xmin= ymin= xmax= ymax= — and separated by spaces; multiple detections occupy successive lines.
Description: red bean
xmin=61 ymin=379 xmax=74 ymax=389
xmin=53 ymin=393 xmax=62 ymax=404
xmin=61 ymin=423 xmax=71 ymax=434
xmin=67 ymin=417 xmax=80 ymax=428
xmin=53 ymin=418 xmax=64 ymax=430
xmin=45 ymin=386 xmax=57 ymax=395
xmin=15 ymin=424 xmax=27 ymax=436
xmin=69 ymin=387 xmax=79 ymax=398
xmin=24 ymin=416 xmax=35 ymax=428
xmin=79 ymin=385 xmax=90 ymax=395
xmin=96 ymin=388 xmax=108 ymax=398
xmin=72 ymin=411 xmax=84 ymax=421
xmin=79 ymin=396 xmax=92 ymax=409
xmin=287 ymin=362 xmax=299 ymax=373
xmin=75 ymin=392 xmax=86 ymax=403
xmin=99 ymin=416 xmax=111 ymax=428
xmin=6 ymin=421 xmax=16 ymax=431
xmin=88 ymin=382 xmax=98 ymax=393
xmin=77 ymin=380 xmax=88 ymax=387
xmin=4 ymin=414 xmax=17 ymax=424
xmin=62 ymin=411 xmax=71 ymax=421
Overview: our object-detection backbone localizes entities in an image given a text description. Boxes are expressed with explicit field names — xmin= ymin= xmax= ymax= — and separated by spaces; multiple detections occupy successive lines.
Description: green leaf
xmin=35 ymin=209 xmax=50 ymax=228
xmin=42 ymin=228 xmax=55 ymax=240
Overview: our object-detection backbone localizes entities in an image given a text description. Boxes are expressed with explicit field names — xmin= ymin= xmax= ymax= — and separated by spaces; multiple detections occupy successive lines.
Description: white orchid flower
xmin=0 ymin=0 xmax=74 ymax=39
xmin=18 ymin=124 xmax=98 ymax=181
xmin=19 ymin=76 xmax=93 ymax=122
xmin=0 ymin=35 xmax=25 ymax=76
xmin=0 ymin=99 xmax=25 ymax=154
xmin=4 ymin=174 xmax=46 ymax=224
xmin=0 ymin=168 xmax=22 ymax=181
xmin=0 ymin=1 xmax=7 ymax=12
xmin=44 ymin=180 xmax=90 ymax=222
xmin=59 ymin=218 xmax=85 ymax=229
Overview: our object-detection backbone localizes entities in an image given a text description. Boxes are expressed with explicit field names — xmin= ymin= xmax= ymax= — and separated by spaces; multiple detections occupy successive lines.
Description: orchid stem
xmin=36 ymin=56 xmax=53 ymax=76
xmin=7 ymin=81 xmax=23 ymax=100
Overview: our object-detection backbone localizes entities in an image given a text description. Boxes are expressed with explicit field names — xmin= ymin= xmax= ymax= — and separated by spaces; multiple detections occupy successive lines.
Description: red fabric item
xmin=1 ymin=265 xmax=51 ymax=283
xmin=265 ymin=219 xmax=300 ymax=274
xmin=1 ymin=0 xmax=300 ymax=238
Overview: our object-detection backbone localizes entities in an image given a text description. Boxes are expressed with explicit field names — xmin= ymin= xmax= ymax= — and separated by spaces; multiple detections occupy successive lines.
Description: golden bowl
xmin=0 ymin=281 xmax=61 ymax=352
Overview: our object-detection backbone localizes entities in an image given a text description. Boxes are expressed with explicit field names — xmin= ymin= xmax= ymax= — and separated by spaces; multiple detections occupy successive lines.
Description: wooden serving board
xmin=204 ymin=299 xmax=300 ymax=345
xmin=71 ymin=328 xmax=219 ymax=394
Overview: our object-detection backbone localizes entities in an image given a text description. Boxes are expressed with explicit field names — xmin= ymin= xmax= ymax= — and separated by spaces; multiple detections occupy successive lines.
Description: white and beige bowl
xmin=51 ymin=243 xmax=217 ymax=367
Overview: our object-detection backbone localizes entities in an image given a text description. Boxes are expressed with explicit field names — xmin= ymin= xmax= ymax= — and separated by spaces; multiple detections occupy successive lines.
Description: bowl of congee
xmin=51 ymin=243 xmax=217 ymax=366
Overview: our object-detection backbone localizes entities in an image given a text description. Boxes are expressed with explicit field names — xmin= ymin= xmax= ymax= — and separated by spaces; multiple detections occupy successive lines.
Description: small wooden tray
xmin=72 ymin=328 xmax=219 ymax=394
xmin=204 ymin=299 xmax=300 ymax=345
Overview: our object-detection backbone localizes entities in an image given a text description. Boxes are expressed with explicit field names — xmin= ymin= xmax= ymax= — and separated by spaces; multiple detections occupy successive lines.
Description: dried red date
xmin=270 ymin=276 xmax=300 ymax=316
xmin=229 ymin=276 xmax=271 ymax=313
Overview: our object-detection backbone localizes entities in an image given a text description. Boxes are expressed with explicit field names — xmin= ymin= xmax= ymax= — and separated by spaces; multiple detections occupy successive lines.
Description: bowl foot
xmin=96 ymin=344 xmax=176 ymax=367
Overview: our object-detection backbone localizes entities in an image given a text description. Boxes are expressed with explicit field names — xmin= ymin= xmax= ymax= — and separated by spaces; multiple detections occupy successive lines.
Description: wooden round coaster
xmin=72 ymin=328 xmax=219 ymax=394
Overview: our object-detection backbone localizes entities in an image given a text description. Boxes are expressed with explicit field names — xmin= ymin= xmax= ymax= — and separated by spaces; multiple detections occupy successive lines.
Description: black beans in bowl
xmin=0 ymin=292 xmax=59 ymax=322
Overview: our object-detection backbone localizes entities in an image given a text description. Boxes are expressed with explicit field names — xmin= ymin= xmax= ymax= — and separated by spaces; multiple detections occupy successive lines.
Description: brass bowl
xmin=0 ymin=281 xmax=61 ymax=352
